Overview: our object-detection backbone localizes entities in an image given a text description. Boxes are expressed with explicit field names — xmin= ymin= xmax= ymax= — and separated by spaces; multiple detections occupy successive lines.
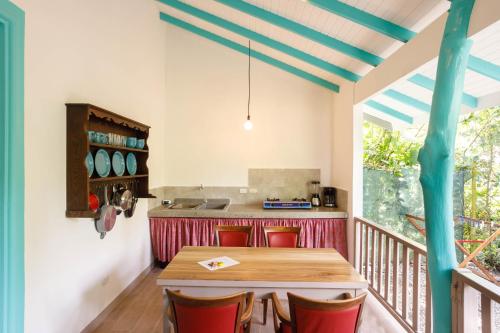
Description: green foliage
xmin=363 ymin=168 xmax=426 ymax=243
xmin=455 ymin=107 xmax=500 ymax=223
xmin=363 ymin=123 xmax=421 ymax=176
xmin=460 ymin=222 xmax=499 ymax=271
xmin=363 ymin=107 xmax=499 ymax=273
xmin=479 ymin=246 xmax=500 ymax=272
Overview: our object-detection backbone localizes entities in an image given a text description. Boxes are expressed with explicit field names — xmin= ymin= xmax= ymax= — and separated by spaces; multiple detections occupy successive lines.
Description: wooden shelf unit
xmin=66 ymin=103 xmax=153 ymax=218
xmin=89 ymin=142 xmax=149 ymax=153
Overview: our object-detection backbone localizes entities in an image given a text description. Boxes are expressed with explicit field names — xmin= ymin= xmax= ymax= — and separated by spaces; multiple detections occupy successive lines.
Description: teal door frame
xmin=0 ymin=1 xmax=25 ymax=332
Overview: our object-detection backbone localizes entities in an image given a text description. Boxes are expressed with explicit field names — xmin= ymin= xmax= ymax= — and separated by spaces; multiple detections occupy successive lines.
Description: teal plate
xmin=126 ymin=153 xmax=137 ymax=175
xmin=95 ymin=149 xmax=111 ymax=177
xmin=85 ymin=152 xmax=94 ymax=177
xmin=112 ymin=151 xmax=125 ymax=176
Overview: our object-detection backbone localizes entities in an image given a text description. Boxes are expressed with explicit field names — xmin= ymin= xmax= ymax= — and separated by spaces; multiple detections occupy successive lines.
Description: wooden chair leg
xmin=262 ymin=298 xmax=268 ymax=325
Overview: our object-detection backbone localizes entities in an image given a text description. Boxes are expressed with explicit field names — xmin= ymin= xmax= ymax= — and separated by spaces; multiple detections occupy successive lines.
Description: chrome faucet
xmin=199 ymin=184 xmax=207 ymax=203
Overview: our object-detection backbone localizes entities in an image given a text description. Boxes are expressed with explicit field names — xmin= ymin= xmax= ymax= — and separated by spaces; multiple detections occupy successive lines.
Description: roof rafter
xmin=365 ymin=100 xmax=414 ymax=124
xmin=383 ymin=89 xmax=431 ymax=113
xmin=408 ymin=74 xmax=478 ymax=108
xmin=159 ymin=0 xmax=360 ymax=82
xmin=214 ymin=0 xmax=383 ymax=66
xmin=467 ymin=55 xmax=500 ymax=81
xmin=160 ymin=13 xmax=340 ymax=93
xmin=308 ymin=0 xmax=415 ymax=42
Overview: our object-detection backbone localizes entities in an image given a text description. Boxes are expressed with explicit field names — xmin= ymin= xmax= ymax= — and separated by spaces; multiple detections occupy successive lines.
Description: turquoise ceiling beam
xmin=214 ymin=0 xmax=383 ymax=66
xmin=159 ymin=0 xmax=360 ymax=82
xmin=365 ymin=100 xmax=414 ymax=124
xmin=307 ymin=0 xmax=499 ymax=83
xmin=160 ymin=13 xmax=339 ymax=93
xmin=308 ymin=0 xmax=415 ymax=43
xmin=467 ymin=55 xmax=500 ymax=81
xmin=383 ymin=89 xmax=431 ymax=113
xmin=408 ymin=74 xmax=478 ymax=108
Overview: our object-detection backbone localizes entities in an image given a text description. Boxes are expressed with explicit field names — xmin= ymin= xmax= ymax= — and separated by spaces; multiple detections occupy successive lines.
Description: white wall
xmin=331 ymin=82 xmax=357 ymax=263
xmin=164 ymin=25 xmax=334 ymax=186
xmin=13 ymin=0 xmax=167 ymax=332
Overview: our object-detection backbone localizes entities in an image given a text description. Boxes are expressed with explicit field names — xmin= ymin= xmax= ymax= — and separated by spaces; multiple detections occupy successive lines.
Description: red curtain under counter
xmin=149 ymin=217 xmax=347 ymax=262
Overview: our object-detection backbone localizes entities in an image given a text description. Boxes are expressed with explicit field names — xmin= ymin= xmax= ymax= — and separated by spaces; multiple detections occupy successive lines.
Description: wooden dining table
xmin=157 ymin=246 xmax=368 ymax=332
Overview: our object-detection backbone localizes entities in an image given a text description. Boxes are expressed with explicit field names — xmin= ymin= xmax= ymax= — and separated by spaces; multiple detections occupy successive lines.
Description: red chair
xmin=261 ymin=226 xmax=301 ymax=324
xmin=166 ymin=289 xmax=255 ymax=333
xmin=215 ymin=225 xmax=253 ymax=247
xmin=263 ymin=226 xmax=301 ymax=248
xmin=271 ymin=292 xmax=367 ymax=333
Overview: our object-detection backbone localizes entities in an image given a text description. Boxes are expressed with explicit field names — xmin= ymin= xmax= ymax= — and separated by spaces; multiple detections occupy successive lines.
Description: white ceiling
xmin=157 ymin=0 xmax=500 ymax=129
xmin=159 ymin=0 xmax=452 ymax=80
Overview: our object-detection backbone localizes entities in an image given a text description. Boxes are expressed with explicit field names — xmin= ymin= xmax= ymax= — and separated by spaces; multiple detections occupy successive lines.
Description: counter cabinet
xmin=149 ymin=217 xmax=348 ymax=262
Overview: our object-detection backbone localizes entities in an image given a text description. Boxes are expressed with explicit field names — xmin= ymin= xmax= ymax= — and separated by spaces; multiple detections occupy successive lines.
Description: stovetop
xmin=263 ymin=198 xmax=312 ymax=209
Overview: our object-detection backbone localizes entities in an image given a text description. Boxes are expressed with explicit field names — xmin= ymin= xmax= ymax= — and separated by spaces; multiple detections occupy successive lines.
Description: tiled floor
xmin=88 ymin=267 xmax=402 ymax=333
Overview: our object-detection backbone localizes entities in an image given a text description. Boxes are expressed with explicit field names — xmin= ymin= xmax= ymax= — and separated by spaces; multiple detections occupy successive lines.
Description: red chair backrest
xmin=215 ymin=226 xmax=253 ymax=247
xmin=167 ymin=289 xmax=245 ymax=333
xmin=218 ymin=231 xmax=250 ymax=247
xmin=174 ymin=303 xmax=239 ymax=333
xmin=264 ymin=227 xmax=301 ymax=248
xmin=267 ymin=232 xmax=298 ymax=248
xmin=288 ymin=292 xmax=366 ymax=333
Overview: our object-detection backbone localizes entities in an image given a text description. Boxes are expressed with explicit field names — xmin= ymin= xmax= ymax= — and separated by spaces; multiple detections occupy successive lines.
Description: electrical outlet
xmin=249 ymin=188 xmax=258 ymax=194
xmin=240 ymin=188 xmax=248 ymax=194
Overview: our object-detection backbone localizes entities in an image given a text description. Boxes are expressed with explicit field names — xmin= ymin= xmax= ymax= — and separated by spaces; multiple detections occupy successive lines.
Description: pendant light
xmin=243 ymin=40 xmax=253 ymax=131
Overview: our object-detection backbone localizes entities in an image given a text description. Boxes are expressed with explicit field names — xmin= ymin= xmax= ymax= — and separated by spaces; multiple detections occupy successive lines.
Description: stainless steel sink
xmin=169 ymin=202 xmax=204 ymax=209
xmin=165 ymin=198 xmax=230 ymax=211
xmin=200 ymin=199 xmax=231 ymax=210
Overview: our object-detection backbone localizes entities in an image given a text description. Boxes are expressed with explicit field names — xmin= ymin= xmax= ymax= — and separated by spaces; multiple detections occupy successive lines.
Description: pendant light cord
xmin=247 ymin=40 xmax=251 ymax=119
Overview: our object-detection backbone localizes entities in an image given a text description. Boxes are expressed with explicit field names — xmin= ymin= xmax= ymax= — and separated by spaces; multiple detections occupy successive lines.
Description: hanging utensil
xmin=95 ymin=184 xmax=117 ymax=239
xmin=124 ymin=196 xmax=138 ymax=218
xmin=112 ymin=183 xmax=133 ymax=211
xmin=88 ymin=192 xmax=99 ymax=212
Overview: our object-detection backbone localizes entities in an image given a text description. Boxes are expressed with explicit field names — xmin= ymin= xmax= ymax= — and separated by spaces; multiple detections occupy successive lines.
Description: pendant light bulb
xmin=244 ymin=115 xmax=253 ymax=131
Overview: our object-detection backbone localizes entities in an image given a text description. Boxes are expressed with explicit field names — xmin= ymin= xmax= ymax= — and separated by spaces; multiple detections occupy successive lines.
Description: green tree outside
xmin=363 ymin=107 xmax=499 ymax=271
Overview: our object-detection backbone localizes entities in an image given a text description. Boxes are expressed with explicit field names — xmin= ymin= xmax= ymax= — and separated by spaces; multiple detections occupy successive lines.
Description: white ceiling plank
xmin=478 ymin=91 xmax=500 ymax=109
xmin=160 ymin=4 xmax=349 ymax=86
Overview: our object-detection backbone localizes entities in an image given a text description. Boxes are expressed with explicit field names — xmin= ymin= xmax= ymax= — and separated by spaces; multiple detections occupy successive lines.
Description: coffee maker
xmin=323 ymin=187 xmax=336 ymax=207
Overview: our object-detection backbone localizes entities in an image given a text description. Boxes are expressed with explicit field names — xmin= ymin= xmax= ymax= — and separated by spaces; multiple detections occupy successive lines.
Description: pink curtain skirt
xmin=149 ymin=218 xmax=348 ymax=262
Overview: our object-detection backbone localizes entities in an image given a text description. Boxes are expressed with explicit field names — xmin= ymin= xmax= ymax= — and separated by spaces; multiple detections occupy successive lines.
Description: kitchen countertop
xmin=148 ymin=203 xmax=348 ymax=219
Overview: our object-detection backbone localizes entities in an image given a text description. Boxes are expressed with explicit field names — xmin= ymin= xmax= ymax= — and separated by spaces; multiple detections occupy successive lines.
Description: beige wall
xmin=164 ymin=25 xmax=334 ymax=186
xmin=14 ymin=0 xmax=167 ymax=332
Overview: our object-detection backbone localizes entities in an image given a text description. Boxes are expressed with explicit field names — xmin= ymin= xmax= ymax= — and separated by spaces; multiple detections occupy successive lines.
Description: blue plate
xmin=95 ymin=149 xmax=111 ymax=177
xmin=112 ymin=151 xmax=125 ymax=176
xmin=126 ymin=153 xmax=137 ymax=175
xmin=85 ymin=152 xmax=94 ymax=177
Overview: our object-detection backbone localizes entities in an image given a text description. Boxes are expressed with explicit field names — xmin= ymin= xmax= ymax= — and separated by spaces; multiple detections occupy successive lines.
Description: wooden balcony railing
xmin=452 ymin=268 xmax=500 ymax=333
xmin=355 ymin=217 xmax=500 ymax=333
xmin=354 ymin=217 xmax=431 ymax=333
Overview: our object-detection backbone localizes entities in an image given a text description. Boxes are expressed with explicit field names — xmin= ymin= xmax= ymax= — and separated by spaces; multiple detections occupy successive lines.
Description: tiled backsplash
xmin=149 ymin=168 xmax=347 ymax=211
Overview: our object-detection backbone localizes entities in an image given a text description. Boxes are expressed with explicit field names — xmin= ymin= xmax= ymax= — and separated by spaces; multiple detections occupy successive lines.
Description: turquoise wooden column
xmin=0 ymin=1 xmax=25 ymax=333
xmin=417 ymin=0 xmax=474 ymax=332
